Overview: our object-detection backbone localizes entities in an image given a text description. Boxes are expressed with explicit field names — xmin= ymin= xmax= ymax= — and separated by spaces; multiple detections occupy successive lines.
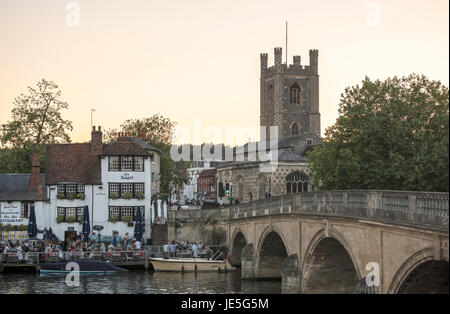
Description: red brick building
xmin=197 ymin=168 xmax=216 ymax=201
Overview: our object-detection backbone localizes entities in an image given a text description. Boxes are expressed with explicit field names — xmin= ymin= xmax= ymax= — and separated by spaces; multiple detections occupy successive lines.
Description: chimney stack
xmin=91 ymin=125 xmax=103 ymax=155
xmin=28 ymin=147 xmax=42 ymax=191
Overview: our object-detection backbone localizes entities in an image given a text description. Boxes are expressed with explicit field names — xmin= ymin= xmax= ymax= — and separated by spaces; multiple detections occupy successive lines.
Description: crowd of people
xmin=0 ymin=232 xmax=146 ymax=264
xmin=162 ymin=241 xmax=217 ymax=259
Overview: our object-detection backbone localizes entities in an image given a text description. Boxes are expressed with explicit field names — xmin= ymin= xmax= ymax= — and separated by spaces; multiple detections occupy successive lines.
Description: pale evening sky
xmin=0 ymin=0 xmax=448 ymax=145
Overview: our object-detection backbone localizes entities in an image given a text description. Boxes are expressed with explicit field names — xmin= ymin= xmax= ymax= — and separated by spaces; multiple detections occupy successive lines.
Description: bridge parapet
xmin=230 ymin=190 xmax=449 ymax=232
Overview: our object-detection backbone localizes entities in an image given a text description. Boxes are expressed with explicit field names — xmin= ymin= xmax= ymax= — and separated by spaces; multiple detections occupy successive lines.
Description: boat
xmin=37 ymin=260 xmax=128 ymax=274
xmin=148 ymin=257 xmax=235 ymax=273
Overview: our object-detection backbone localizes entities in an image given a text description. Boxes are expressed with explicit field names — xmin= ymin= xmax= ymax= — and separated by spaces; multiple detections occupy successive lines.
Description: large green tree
xmin=104 ymin=115 xmax=190 ymax=200
xmin=0 ymin=79 xmax=73 ymax=173
xmin=307 ymin=74 xmax=449 ymax=192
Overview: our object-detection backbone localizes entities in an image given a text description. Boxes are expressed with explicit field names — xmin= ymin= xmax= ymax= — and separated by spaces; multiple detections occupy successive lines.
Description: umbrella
xmin=134 ymin=207 xmax=143 ymax=241
xmin=27 ymin=204 xmax=38 ymax=238
xmin=82 ymin=205 xmax=90 ymax=242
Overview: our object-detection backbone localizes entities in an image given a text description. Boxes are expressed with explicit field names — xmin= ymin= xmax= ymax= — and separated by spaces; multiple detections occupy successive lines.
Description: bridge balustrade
xmin=229 ymin=190 xmax=449 ymax=232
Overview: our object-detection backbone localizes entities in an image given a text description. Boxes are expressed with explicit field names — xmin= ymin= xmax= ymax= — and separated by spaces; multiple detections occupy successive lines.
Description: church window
xmin=285 ymin=171 xmax=310 ymax=194
xmin=289 ymin=83 xmax=301 ymax=104
xmin=291 ymin=123 xmax=300 ymax=136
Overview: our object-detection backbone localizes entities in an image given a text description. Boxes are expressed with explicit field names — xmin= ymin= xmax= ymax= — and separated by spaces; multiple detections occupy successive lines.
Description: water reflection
xmin=0 ymin=271 xmax=281 ymax=294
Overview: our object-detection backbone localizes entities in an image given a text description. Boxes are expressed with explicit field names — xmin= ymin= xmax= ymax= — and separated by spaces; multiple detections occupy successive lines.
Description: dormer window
xmin=108 ymin=156 xmax=144 ymax=172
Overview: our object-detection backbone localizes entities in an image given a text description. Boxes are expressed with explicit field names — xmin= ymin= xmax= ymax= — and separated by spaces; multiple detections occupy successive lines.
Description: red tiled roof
xmin=102 ymin=137 xmax=152 ymax=156
xmin=45 ymin=143 xmax=102 ymax=185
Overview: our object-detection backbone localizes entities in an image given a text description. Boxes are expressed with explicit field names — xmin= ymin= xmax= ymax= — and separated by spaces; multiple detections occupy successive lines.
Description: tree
xmin=0 ymin=79 xmax=73 ymax=173
xmin=104 ymin=115 xmax=190 ymax=200
xmin=307 ymin=74 xmax=449 ymax=192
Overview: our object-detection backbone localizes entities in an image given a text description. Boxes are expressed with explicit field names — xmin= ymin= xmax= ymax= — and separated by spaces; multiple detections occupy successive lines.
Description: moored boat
xmin=38 ymin=260 xmax=128 ymax=274
xmin=148 ymin=257 xmax=235 ymax=273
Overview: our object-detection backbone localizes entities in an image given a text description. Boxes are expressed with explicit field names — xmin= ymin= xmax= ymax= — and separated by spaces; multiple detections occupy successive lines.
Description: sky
xmin=0 ymin=0 xmax=448 ymax=145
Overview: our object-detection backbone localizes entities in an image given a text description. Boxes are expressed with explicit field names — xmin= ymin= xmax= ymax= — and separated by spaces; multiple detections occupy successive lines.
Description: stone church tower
xmin=260 ymin=47 xmax=320 ymax=140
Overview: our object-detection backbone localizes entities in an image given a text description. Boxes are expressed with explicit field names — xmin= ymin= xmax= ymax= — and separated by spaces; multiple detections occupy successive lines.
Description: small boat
xmin=148 ymin=257 xmax=235 ymax=273
xmin=38 ymin=260 xmax=128 ymax=275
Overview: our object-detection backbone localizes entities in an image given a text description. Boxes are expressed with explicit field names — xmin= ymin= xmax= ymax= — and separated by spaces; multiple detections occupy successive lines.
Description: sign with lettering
xmin=0 ymin=203 xmax=25 ymax=224
xmin=120 ymin=173 xmax=134 ymax=180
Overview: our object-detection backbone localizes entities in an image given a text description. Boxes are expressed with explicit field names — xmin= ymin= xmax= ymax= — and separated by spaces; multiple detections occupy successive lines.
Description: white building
xmin=0 ymin=127 xmax=165 ymax=246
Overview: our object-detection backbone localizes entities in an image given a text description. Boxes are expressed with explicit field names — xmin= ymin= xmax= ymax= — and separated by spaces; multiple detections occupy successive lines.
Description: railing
xmin=1 ymin=250 xmax=147 ymax=265
xmin=145 ymin=245 xmax=229 ymax=260
xmin=229 ymin=190 xmax=449 ymax=232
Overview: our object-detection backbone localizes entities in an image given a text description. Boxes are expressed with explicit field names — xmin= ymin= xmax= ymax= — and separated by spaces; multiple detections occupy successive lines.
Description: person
xmin=219 ymin=198 xmax=223 ymax=209
xmin=163 ymin=241 xmax=169 ymax=259
xmin=192 ymin=242 xmax=198 ymax=258
xmin=169 ymin=241 xmax=176 ymax=258
xmin=135 ymin=239 xmax=141 ymax=250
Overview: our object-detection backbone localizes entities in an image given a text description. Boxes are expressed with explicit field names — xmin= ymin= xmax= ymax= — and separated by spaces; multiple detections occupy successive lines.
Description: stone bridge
xmin=226 ymin=190 xmax=449 ymax=294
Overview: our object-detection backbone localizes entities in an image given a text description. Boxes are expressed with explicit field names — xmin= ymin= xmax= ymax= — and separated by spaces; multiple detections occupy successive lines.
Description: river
xmin=0 ymin=271 xmax=281 ymax=294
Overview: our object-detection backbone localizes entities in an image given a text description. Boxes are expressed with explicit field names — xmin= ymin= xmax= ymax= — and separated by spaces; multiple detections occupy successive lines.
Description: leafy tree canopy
xmin=0 ymin=79 xmax=73 ymax=173
xmin=307 ymin=74 xmax=449 ymax=192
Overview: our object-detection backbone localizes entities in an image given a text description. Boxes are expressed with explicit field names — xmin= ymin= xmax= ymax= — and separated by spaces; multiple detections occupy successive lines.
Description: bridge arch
xmin=388 ymin=248 xmax=449 ymax=294
xmin=229 ymin=227 xmax=248 ymax=268
xmin=302 ymin=229 xmax=361 ymax=294
xmin=255 ymin=225 xmax=290 ymax=279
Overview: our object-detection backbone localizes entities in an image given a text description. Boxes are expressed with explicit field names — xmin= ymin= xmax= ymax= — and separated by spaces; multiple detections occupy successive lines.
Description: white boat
xmin=148 ymin=257 xmax=235 ymax=273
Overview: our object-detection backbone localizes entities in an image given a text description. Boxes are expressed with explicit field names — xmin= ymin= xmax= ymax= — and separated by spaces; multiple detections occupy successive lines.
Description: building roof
xmin=45 ymin=143 xmax=102 ymax=185
xmin=198 ymin=168 xmax=217 ymax=177
xmin=0 ymin=174 xmax=47 ymax=201
xmin=102 ymin=137 xmax=153 ymax=156
xmin=130 ymin=137 xmax=162 ymax=154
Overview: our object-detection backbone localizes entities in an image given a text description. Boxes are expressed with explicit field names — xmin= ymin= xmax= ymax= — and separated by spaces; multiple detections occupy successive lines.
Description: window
xmin=57 ymin=184 xmax=85 ymax=198
xmin=306 ymin=138 xmax=313 ymax=145
xmin=66 ymin=185 xmax=76 ymax=195
xmin=134 ymin=183 xmax=144 ymax=197
xmin=109 ymin=183 xmax=145 ymax=199
xmin=121 ymin=156 xmax=133 ymax=171
xmin=109 ymin=156 xmax=120 ymax=171
xmin=121 ymin=183 xmax=133 ymax=197
xmin=57 ymin=207 xmax=65 ymax=217
xmin=285 ymin=171 xmax=310 ymax=194
xmin=109 ymin=207 xmax=120 ymax=219
xmin=292 ymin=123 xmax=300 ymax=136
xmin=289 ymin=83 xmax=301 ymax=104
xmin=109 ymin=206 xmax=144 ymax=221
xmin=109 ymin=156 xmax=145 ymax=172
xmin=134 ymin=156 xmax=144 ymax=171
xmin=267 ymin=84 xmax=274 ymax=105
xmin=20 ymin=202 xmax=31 ymax=218
xmin=121 ymin=207 xmax=133 ymax=219
xmin=66 ymin=207 xmax=76 ymax=218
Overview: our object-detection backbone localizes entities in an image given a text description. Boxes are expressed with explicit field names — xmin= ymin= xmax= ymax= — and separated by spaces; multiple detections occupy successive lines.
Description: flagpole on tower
xmin=285 ymin=21 xmax=288 ymax=64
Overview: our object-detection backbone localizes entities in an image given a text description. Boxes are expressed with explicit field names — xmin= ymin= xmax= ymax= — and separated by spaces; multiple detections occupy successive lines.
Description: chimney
xmin=37 ymin=185 xmax=43 ymax=201
xmin=91 ymin=125 xmax=103 ymax=155
xmin=28 ymin=147 xmax=42 ymax=191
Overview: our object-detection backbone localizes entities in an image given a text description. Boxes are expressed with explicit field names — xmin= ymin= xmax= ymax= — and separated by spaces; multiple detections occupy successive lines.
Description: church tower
xmin=260 ymin=47 xmax=320 ymax=140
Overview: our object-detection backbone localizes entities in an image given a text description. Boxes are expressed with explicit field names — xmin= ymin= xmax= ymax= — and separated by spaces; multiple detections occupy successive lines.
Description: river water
xmin=0 ymin=271 xmax=281 ymax=294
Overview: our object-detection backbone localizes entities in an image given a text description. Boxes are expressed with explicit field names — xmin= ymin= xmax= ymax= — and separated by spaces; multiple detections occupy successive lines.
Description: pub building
xmin=0 ymin=147 xmax=47 ymax=242
xmin=0 ymin=126 xmax=162 ymax=246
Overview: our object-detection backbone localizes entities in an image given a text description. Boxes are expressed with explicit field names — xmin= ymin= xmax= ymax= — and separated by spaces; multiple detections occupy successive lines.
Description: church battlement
xmin=260 ymin=47 xmax=319 ymax=76
xmin=260 ymin=46 xmax=320 ymax=140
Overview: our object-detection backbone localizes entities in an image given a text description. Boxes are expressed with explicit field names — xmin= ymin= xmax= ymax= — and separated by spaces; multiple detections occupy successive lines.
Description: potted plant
xmin=136 ymin=192 xmax=145 ymax=200
xmin=56 ymin=216 xmax=65 ymax=224
xmin=77 ymin=218 xmax=83 ymax=224
xmin=108 ymin=217 xmax=118 ymax=223
xmin=76 ymin=192 xmax=85 ymax=200
xmin=123 ymin=192 xmax=132 ymax=200
xmin=110 ymin=192 xmax=119 ymax=200
xmin=121 ymin=216 xmax=132 ymax=223
xmin=57 ymin=192 xmax=65 ymax=199
xmin=66 ymin=216 xmax=76 ymax=223
xmin=66 ymin=193 xmax=75 ymax=201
